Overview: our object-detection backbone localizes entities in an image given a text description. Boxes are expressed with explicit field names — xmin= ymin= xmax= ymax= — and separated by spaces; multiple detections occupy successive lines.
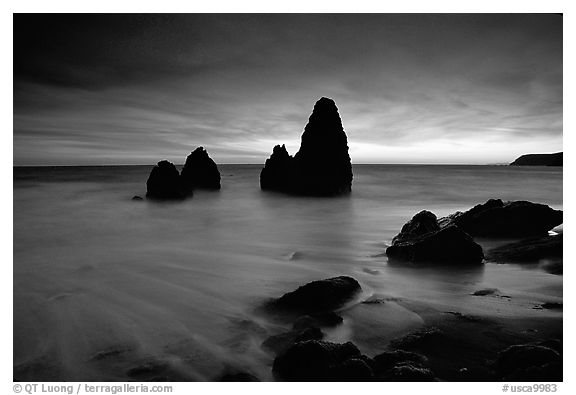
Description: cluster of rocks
xmin=386 ymin=199 xmax=563 ymax=265
xmin=258 ymin=276 xmax=441 ymax=381
xmin=260 ymin=97 xmax=353 ymax=196
xmin=144 ymin=147 xmax=221 ymax=200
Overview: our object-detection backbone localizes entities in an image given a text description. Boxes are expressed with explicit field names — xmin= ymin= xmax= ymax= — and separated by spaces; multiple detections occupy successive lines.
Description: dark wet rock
xmin=180 ymin=147 xmax=221 ymax=193
xmin=145 ymin=160 xmax=183 ymax=200
xmin=379 ymin=362 xmax=437 ymax=381
xmin=541 ymin=303 xmax=562 ymax=310
xmin=269 ymin=276 xmax=361 ymax=314
xmin=538 ymin=339 xmax=562 ymax=354
xmin=329 ymin=357 xmax=374 ymax=381
xmin=91 ymin=346 xmax=132 ymax=361
xmin=292 ymin=312 xmax=344 ymax=330
xmin=472 ymin=288 xmax=499 ymax=296
xmin=373 ymin=350 xmax=428 ymax=374
xmin=444 ymin=311 xmax=482 ymax=322
xmin=389 ymin=328 xmax=450 ymax=354
xmin=440 ymin=199 xmax=563 ymax=237
xmin=386 ymin=210 xmax=483 ymax=264
xmin=131 ymin=195 xmax=143 ymax=201
xmin=218 ymin=371 xmax=260 ymax=382
xmin=261 ymin=97 xmax=353 ymax=196
xmin=262 ymin=327 xmax=324 ymax=355
xmin=487 ymin=234 xmax=562 ymax=263
xmin=272 ymin=340 xmax=361 ymax=381
xmin=392 ymin=210 xmax=440 ymax=245
xmin=510 ymin=152 xmax=562 ymax=166
xmin=495 ymin=344 xmax=561 ymax=381
xmin=126 ymin=361 xmax=169 ymax=379
xmin=505 ymin=361 xmax=562 ymax=381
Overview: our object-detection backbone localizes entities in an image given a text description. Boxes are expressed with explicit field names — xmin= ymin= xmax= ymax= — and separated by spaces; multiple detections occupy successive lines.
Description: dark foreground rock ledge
xmin=260 ymin=97 xmax=353 ymax=196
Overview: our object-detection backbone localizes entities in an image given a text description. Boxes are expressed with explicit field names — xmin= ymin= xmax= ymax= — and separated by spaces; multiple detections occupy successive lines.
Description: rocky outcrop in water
xmin=180 ymin=147 xmax=221 ymax=193
xmin=144 ymin=147 xmax=220 ymax=200
xmin=386 ymin=211 xmax=484 ymax=264
xmin=260 ymin=144 xmax=293 ymax=191
xmin=146 ymin=160 xmax=183 ymax=200
xmin=510 ymin=152 xmax=562 ymax=166
xmin=440 ymin=199 xmax=563 ymax=237
xmin=260 ymin=97 xmax=353 ymax=195
xmin=268 ymin=276 xmax=361 ymax=314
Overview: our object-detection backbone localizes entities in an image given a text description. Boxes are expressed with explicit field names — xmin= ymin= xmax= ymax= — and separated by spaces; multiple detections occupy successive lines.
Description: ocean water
xmin=13 ymin=165 xmax=563 ymax=381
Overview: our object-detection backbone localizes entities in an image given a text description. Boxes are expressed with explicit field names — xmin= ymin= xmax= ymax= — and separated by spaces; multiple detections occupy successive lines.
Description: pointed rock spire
xmin=260 ymin=97 xmax=353 ymax=195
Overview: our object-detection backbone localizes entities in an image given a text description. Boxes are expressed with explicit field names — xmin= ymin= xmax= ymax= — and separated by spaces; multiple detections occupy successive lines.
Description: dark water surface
xmin=13 ymin=165 xmax=563 ymax=381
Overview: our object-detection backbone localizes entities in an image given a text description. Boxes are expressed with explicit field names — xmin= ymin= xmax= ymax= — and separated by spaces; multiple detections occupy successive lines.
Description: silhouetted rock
xmin=495 ymin=344 xmax=561 ymax=381
xmin=180 ymin=147 xmax=221 ymax=193
xmin=440 ymin=199 xmax=563 ymax=237
xmin=132 ymin=195 xmax=143 ymax=201
xmin=510 ymin=152 xmax=562 ymax=166
xmin=260 ymin=97 xmax=353 ymax=195
xmin=391 ymin=210 xmax=440 ymax=245
xmin=292 ymin=312 xmax=344 ymax=331
xmin=269 ymin=276 xmax=361 ymax=314
xmin=487 ymin=234 xmax=562 ymax=264
xmin=272 ymin=340 xmax=362 ymax=381
xmin=386 ymin=211 xmax=484 ymax=264
xmin=262 ymin=327 xmax=324 ymax=355
xmin=145 ymin=161 xmax=183 ymax=200
xmin=260 ymin=144 xmax=294 ymax=191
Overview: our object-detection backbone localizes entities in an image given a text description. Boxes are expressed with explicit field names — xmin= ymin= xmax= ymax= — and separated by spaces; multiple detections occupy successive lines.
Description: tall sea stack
xmin=260 ymin=97 xmax=353 ymax=195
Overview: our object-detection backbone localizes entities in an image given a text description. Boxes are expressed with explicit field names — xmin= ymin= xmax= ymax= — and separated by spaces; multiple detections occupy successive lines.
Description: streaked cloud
xmin=14 ymin=14 xmax=562 ymax=165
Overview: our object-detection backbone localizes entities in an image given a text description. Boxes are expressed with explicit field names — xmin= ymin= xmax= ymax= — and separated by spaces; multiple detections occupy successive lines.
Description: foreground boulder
xmin=262 ymin=327 xmax=324 ymax=355
xmin=495 ymin=344 xmax=561 ymax=381
xmin=272 ymin=340 xmax=367 ymax=381
xmin=386 ymin=211 xmax=484 ymax=264
xmin=146 ymin=161 xmax=183 ymax=200
xmin=180 ymin=147 xmax=221 ymax=193
xmin=440 ymin=199 xmax=562 ymax=237
xmin=510 ymin=152 xmax=562 ymax=166
xmin=269 ymin=276 xmax=361 ymax=314
xmin=260 ymin=97 xmax=353 ymax=195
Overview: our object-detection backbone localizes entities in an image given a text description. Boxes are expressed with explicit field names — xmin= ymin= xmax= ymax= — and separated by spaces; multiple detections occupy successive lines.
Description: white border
xmin=4 ymin=2 xmax=572 ymax=394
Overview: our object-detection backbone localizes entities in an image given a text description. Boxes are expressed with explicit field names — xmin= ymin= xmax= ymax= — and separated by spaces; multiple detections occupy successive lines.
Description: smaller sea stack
xmin=180 ymin=147 xmax=221 ymax=194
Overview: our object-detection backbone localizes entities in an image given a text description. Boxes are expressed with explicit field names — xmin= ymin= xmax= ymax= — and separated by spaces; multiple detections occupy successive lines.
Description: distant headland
xmin=510 ymin=152 xmax=562 ymax=166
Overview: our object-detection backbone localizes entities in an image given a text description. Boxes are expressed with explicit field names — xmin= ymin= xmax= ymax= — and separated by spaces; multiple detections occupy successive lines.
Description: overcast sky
xmin=14 ymin=14 xmax=562 ymax=165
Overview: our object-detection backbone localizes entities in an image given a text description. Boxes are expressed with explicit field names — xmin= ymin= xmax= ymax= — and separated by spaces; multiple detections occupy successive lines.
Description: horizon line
xmin=13 ymin=162 xmax=519 ymax=168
